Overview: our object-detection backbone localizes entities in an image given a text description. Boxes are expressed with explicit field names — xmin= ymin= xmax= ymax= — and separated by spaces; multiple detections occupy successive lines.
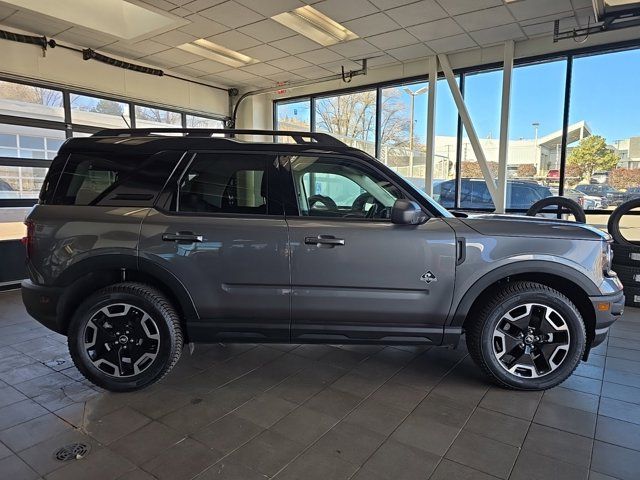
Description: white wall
xmin=1 ymin=37 xmax=229 ymax=118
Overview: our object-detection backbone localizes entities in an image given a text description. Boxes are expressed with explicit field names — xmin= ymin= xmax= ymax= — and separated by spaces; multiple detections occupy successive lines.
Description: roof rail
xmin=91 ymin=128 xmax=347 ymax=147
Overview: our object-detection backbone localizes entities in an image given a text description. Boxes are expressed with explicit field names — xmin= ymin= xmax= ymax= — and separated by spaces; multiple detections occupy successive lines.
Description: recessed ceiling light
xmin=0 ymin=0 xmax=184 ymax=40
xmin=178 ymin=39 xmax=258 ymax=68
xmin=271 ymin=6 xmax=358 ymax=47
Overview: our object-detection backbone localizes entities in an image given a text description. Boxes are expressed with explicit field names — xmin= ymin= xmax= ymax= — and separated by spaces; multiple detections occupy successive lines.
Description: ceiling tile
xmin=55 ymin=27 xmax=117 ymax=49
xmin=454 ymin=5 xmax=516 ymax=31
xmin=366 ymin=54 xmax=399 ymax=67
xmin=142 ymin=48 xmax=201 ymax=68
xmin=3 ymin=11 xmax=72 ymax=36
xmin=387 ymin=43 xmax=433 ymax=61
xmin=408 ymin=18 xmax=464 ymax=42
xmin=238 ymin=19 xmax=295 ymax=43
xmin=266 ymin=71 xmax=304 ymax=83
xmin=170 ymin=7 xmax=192 ymax=16
xmin=206 ymin=29 xmax=261 ymax=50
xmin=437 ymin=0 xmax=502 ymax=17
xmin=369 ymin=0 xmax=418 ymax=9
xmin=199 ymin=73 xmax=233 ymax=85
xmin=366 ymin=29 xmax=419 ymax=50
xmin=187 ymin=58 xmax=231 ymax=73
xmin=140 ymin=0 xmax=176 ymax=11
xmin=313 ymin=0 xmax=378 ymax=22
xmin=328 ymin=39 xmax=379 ymax=58
xmin=240 ymin=63 xmax=283 ymax=76
xmin=268 ymin=56 xmax=313 ymax=70
xmin=386 ymin=1 xmax=448 ymax=27
xmin=426 ymin=32 xmax=477 ymax=53
xmin=574 ymin=6 xmax=596 ymax=26
xmin=199 ymin=1 xmax=264 ymax=28
xmin=167 ymin=0 xmax=195 ymax=5
xmin=290 ymin=65 xmax=332 ymax=78
xmin=178 ymin=14 xmax=229 ymax=37
xmin=321 ymin=58 xmax=364 ymax=72
xmin=296 ymin=48 xmax=343 ymax=64
xmin=0 ymin=5 xmax=17 ymax=21
xmin=571 ymin=0 xmax=593 ymax=8
xmin=271 ymin=35 xmax=321 ymax=54
xmin=153 ymin=29 xmax=197 ymax=47
xmin=343 ymin=13 xmax=400 ymax=37
xmin=507 ymin=0 xmax=573 ymax=21
xmin=236 ymin=0 xmax=305 ymax=17
xmin=182 ymin=0 xmax=227 ymax=13
xmin=240 ymin=44 xmax=288 ymax=62
xmin=469 ymin=23 xmax=526 ymax=46
xmin=170 ymin=64 xmax=209 ymax=77
xmin=215 ymin=69 xmax=261 ymax=81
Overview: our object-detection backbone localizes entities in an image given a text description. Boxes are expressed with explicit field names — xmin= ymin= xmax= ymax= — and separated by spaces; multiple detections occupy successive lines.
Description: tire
xmin=68 ymin=282 xmax=183 ymax=392
xmin=526 ymin=196 xmax=586 ymax=224
xmin=623 ymin=286 xmax=640 ymax=308
xmin=466 ymin=281 xmax=586 ymax=390
xmin=607 ymin=198 xmax=640 ymax=246
xmin=611 ymin=243 xmax=640 ymax=267
xmin=611 ymin=263 xmax=640 ymax=287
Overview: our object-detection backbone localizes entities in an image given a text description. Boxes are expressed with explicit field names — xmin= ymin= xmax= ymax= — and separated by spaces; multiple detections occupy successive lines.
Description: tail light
xmin=22 ymin=219 xmax=35 ymax=259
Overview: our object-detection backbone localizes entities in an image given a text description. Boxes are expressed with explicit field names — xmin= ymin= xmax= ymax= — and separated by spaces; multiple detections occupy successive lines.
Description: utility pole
xmin=402 ymin=86 xmax=428 ymax=177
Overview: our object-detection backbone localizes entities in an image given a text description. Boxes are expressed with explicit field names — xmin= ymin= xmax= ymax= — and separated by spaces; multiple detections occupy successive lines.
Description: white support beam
xmin=425 ymin=56 xmax=437 ymax=196
xmin=496 ymin=40 xmax=515 ymax=214
xmin=437 ymin=53 xmax=498 ymax=203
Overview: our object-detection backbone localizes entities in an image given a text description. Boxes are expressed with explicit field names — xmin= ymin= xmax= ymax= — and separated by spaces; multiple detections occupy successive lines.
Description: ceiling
xmin=0 ymin=0 xmax=595 ymax=89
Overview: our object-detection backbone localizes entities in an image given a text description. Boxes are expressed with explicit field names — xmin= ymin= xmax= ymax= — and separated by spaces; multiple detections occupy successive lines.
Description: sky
xmin=277 ymin=47 xmax=640 ymax=146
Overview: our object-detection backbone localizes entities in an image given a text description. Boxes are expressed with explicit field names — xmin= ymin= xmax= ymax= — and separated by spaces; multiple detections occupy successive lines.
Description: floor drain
xmin=54 ymin=443 xmax=90 ymax=462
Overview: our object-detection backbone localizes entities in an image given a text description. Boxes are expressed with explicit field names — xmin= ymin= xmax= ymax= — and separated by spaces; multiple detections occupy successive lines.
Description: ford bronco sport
xmin=21 ymin=129 xmax=624 ymax=392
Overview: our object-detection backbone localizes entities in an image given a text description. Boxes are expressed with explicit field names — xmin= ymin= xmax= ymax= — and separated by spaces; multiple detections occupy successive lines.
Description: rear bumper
xmin=589 ymin=289 xmax=625 ymax=348
xmin=21 ymin=280 xmax=66 ymax=335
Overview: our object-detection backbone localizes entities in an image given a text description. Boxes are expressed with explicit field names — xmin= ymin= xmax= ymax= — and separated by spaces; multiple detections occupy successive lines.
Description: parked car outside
xmin=590 ymin=171 xmax=610 ymax=184
xmin=21 ymin=128 xmax=624 ymax=392
xmin=575 ymin=184 xmax=626 ymax=206
xmin=434 ymin=178 xmax=552 ymax=210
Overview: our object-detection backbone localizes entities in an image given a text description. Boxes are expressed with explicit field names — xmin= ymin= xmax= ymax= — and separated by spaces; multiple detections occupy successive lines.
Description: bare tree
xmin=0 ymin=82 xmax=63 ymax=107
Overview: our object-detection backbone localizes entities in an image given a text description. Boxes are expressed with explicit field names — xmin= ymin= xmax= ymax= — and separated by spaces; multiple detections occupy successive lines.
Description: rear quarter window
xmin=51 ymin=150 xmax=180 ymax=206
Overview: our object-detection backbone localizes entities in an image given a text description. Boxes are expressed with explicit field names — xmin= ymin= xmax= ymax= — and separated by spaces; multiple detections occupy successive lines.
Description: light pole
xmin=532 ymin=122 xmax=540 ymax=168
xmin=402 ymin=86 xmax=428 ymax=177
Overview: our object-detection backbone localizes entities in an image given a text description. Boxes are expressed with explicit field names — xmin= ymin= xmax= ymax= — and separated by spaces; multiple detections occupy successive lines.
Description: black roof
xmin=59 ymin=128 xmax=360 ymax=157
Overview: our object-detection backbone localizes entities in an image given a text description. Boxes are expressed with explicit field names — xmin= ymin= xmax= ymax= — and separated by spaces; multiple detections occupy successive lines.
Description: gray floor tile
xmin=234 ymin=393 xmax=298 ymax=429
xmin=606 ymin=346 xmax=640 ymax=362
xmin=479 ymin=388 xmax=542 ymax=420
xmin=194 ymin=460 xmax=266 ymax=480
xmin=0 ymin=454 xmax=39 ymax=480
xmin=0 ymin=398 xmax=47 ymax=431
xmin=523 ymin=423 xmax=593 ymax=468
xmin=45 ymin=447 xmax=137 ymax=480
xmin=0 ymin=412 xmax=71 ymax=452
xmin=330 ymin=372 xmax=385 ymax=398
xmin=533 ymin=401 xmax=597 ymax=437
xmin=109 ymin=420 xmax=185 ymax=465
xmin=367 ymin=380 xmax=426 ymax=413
xmin=464 ymin=407 xmax=530 ymax=446
xmin=84 ymin=406 xmax=151 ymax=445
xmin=225 ymin=430 xmax=305 ymax=477
xmin=17 ymin=429 xmax=97 ymax=476
xmin=344 ymin=399 xmax=407 ymax=436
xmin=270 ymin=406 xmax=337 ymax=445
xmin=595 ymin=415 xmax=640 ymax=452
xmin=591 ymin=440 xmax=640 ymax=480
xmin=0 ymin=384 xmax=28 ymax=409
xmin=429 ymin=458 xmax=497 ymax=480
xmin=142 ymin=438 xmax=222 ymax=480
xmin=543 ymin=386 xmax=600 ymax=413
xmin=303 ymin=387 xmax=361 ymax=419
xmin=601 ymin=381 xmax=640 ymax=405
xmin=191 ymin=413 xmax=263 ymax=454
xmin=604 ymin=368 xmax=640 ymax=388
xmin=598 ymin=396 xmax=640 ymax=425
xmin=561 ymin=374 xmax=603 ymax=395
xmin=0 ymin=441 xmax=10 ymax=460
xmin=116 ymin=469 xmax=157 ymax=480
xmin=274 ymin=450 xmax=358 ymax=480
xmin=362 ymin=438 xmax=440 ymax=480
xmin=445 ymin=430 xmax=519 ymax=479
xmin=510 ymin=449 xmax=588 ymax=480
xmin=391 ymin=412 xmax=460 ymax=456
xmin=310 ymin=421 xmax=385 ymax=466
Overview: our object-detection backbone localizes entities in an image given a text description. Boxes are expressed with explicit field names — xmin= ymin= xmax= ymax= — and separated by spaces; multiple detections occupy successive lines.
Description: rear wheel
xmin=466 ymin=281 xmax=586 ymax=390
xmin=68 ymin=282 xmax=183 ymax=392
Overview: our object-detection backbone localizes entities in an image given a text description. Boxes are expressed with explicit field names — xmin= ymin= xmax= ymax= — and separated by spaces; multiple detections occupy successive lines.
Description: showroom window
xmin=276 ymin=99 xmax=311 ymax=133
xmin=134 ymin=105 xmax=182 ymax=128
xmin=315 ymin=90 xmax=377 ymax=156
xmin=0 ymin=80 xmax=64 ymax=121
xmin=70 ymin=94 xmax=131 ymax=128
xmin=186 ymin=114 xmax=224 ymax=129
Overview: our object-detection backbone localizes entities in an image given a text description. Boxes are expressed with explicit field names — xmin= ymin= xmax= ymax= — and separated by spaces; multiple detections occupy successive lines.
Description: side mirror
xmin=391 ymin=199 xmax=427 ymax=225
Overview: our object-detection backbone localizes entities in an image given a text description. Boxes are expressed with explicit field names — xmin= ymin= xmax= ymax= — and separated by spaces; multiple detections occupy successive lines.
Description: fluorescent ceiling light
xmin=272 ymin=6 xmax=358 ymax=46
xmin=178 ymin=39 xmax=257 ymax=68
xmin=0 ymin=0 xmax=183 ymax=40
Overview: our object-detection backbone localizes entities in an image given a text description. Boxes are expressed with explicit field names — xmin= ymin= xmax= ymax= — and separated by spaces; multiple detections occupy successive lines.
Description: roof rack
xmin=91 ymin=128 xmax=347 ymax=147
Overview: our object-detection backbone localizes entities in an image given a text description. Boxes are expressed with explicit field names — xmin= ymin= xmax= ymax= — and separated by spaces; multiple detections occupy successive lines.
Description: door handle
xmin=304 ymin=235 xmax=345 ymax=247
xmin=162 ymin=232 xmax=203 ymax=243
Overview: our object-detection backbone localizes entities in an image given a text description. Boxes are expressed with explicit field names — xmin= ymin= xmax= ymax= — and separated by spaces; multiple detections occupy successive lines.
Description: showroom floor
xmin=0 ymin=289 xmax=639 ymax=480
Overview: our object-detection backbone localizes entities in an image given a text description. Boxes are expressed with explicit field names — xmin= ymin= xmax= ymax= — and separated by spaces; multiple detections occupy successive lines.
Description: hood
xmin=456 ymin=214 xmax=609 ymax=241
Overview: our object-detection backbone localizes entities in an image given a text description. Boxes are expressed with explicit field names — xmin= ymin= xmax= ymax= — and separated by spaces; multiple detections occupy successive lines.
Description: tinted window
xmin=52 ymin=151 xmax=177 ymax=206
xmin=178 ymin=154 xmax=271 ymax=215
xmin=288 ymin=156 xmax=402 ymax=219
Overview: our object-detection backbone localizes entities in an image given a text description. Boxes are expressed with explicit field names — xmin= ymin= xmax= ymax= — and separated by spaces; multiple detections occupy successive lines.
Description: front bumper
xmin=21 ymin=280 xmax=66 ymax=335
xmin=589 ymin=289 xmax=625 ymax=348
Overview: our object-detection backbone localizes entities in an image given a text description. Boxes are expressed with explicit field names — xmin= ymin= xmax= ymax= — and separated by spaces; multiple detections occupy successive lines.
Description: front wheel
xmin=466 ymin=281 xmax=586 ymax=390
xmin=68 ymin=282 xmax=183 ymax=392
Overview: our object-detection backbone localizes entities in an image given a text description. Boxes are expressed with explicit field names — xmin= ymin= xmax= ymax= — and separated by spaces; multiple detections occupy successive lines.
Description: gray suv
xmin=21 ymin=129 xmax=624 ymax=392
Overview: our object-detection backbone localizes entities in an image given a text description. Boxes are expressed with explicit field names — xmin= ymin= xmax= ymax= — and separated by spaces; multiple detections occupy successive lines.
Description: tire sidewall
xmin=479 ymin=290 xmax=585 ymax=390
xmin=69 ymin=290 xmax=177 ymax=391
